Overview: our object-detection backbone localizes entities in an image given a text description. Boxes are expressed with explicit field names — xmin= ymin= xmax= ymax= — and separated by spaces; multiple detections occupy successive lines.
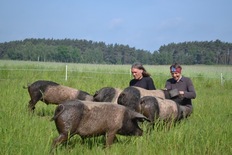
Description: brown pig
xmin=50 ymin=100 xmax=150 ymax=150
xmin=117 ymin=86 xmax=182 ymax=128
xmin=117 ymin=86 xmax=179 ymax=113
xmin=118 ymin=86 xmax=178 ymax=103
xmin=139 ymin=96 xmax=160 ymax=128
xmin=140 ymin=96 xmax=181 ymax=123
xmin=24 ymin=80 xmax=93 ymax=112
xmin=129 ymin=86 xmax=169 ymax=99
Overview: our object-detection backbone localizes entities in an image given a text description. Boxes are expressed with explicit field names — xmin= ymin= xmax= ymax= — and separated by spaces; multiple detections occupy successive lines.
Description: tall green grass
xmin=0 ymin=60 xmax=232 ymax=155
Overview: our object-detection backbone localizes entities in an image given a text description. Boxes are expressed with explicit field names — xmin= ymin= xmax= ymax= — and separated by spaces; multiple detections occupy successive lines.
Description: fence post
xmin=221 ymin=73 xmax=223 ymax=86
xmin=65 ymin=65 xmax=68 ymax=81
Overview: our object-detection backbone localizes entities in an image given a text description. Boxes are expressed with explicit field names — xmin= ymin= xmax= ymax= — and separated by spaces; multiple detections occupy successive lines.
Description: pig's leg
xmin=105 ymin=130 xmax=117 ymax=147
xmin=28 ymin=99 xmax=38 ymax=112
xmin=51 ymin=134 xmax=68 ymax=151
xmin=28 ymin=91 xmax=42 ymax=112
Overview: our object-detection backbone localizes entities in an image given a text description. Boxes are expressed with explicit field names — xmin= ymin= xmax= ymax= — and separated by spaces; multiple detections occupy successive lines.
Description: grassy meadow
xmin=0 ymin=60 xmax=232 ymax=155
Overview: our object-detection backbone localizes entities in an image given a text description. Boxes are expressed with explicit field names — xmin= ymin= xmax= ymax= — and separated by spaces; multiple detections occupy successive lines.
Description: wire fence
xmin=0 ymin=65 xmax=231 ymax=86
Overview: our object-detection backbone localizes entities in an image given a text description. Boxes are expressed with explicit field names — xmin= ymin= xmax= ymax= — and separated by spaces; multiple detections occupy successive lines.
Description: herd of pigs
xmin=24 ymin=80 xmax=182 ymax=151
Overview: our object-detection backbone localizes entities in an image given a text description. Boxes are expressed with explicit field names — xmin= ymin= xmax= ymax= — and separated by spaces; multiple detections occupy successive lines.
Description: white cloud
xmin=108 ymin=18 xmax=124 ymax=29
xmin=158 ymin=17 xmax=183 ymax=30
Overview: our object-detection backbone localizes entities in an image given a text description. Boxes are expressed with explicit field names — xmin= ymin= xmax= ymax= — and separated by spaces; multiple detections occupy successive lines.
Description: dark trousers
xmin=179 ymin=104 xmax=193 ymax=120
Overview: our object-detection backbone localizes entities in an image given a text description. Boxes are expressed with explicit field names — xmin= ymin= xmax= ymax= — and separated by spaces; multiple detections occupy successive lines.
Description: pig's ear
xmin=117 ymin=93 xmax=126 ymax=104
xmin=93 ymin=90 xmax=99 ymax=97
xmin=132 ymin=112 xmax=151 ymax=122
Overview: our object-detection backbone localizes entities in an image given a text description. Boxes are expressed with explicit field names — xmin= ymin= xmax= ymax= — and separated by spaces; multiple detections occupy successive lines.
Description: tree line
xmin=0 ymin=38 xmax=231 ymax=65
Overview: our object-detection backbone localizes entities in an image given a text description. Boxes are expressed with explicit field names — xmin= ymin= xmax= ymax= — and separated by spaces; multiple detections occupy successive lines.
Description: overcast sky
xmin=1 ymin=0 xmax=231 ymax=52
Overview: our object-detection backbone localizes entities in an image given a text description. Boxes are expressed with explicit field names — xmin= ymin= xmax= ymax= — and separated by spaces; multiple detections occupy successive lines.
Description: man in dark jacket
xmin=165 ymin=63 xmax=196 ymax=119
xmin=130 ymin=62 xmax=156 ymax=90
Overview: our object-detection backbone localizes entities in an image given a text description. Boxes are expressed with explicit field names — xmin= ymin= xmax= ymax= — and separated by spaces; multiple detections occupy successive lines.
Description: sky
xmin=0 ymin=0 xmax=232 ymax=52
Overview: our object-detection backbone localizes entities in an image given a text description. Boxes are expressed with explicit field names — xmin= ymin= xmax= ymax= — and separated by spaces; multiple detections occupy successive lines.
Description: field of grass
xmin=0 ymin=60 xmax=232 ymax=155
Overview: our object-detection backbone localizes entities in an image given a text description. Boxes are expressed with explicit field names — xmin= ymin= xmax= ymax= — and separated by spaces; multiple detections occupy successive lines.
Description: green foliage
xmin=1 ymin=38 xmax=232 ymax=65
xmin=157 ymin=39 xmax=232 ymax=65
xmin=0 ymin=60 xmax=232 ymax=155
xmin=0 ymin=39 xmax=154 ymax=65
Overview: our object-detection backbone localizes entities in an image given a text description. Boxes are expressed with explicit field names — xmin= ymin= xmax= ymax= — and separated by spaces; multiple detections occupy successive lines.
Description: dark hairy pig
xmin=117 ymin=86 xmax=141 ymax=112
xmin=24 ymin=80 xmax=93 ymax=111
xmin=50 ymin=100 xmax=150 ymax=150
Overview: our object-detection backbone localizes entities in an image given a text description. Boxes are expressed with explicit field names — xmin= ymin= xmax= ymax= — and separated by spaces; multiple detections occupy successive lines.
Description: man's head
xmin=131 ymin=62 xmax=145 ymax=80
xmin=170 ymin=63 xmax=182 ymax=81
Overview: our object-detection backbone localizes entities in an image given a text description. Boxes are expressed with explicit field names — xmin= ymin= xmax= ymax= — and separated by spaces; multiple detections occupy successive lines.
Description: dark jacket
xmin=165 ymin=76 xmax=196 ymax=105
xmin=130 ymin=76 xmax=156 ymax=90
